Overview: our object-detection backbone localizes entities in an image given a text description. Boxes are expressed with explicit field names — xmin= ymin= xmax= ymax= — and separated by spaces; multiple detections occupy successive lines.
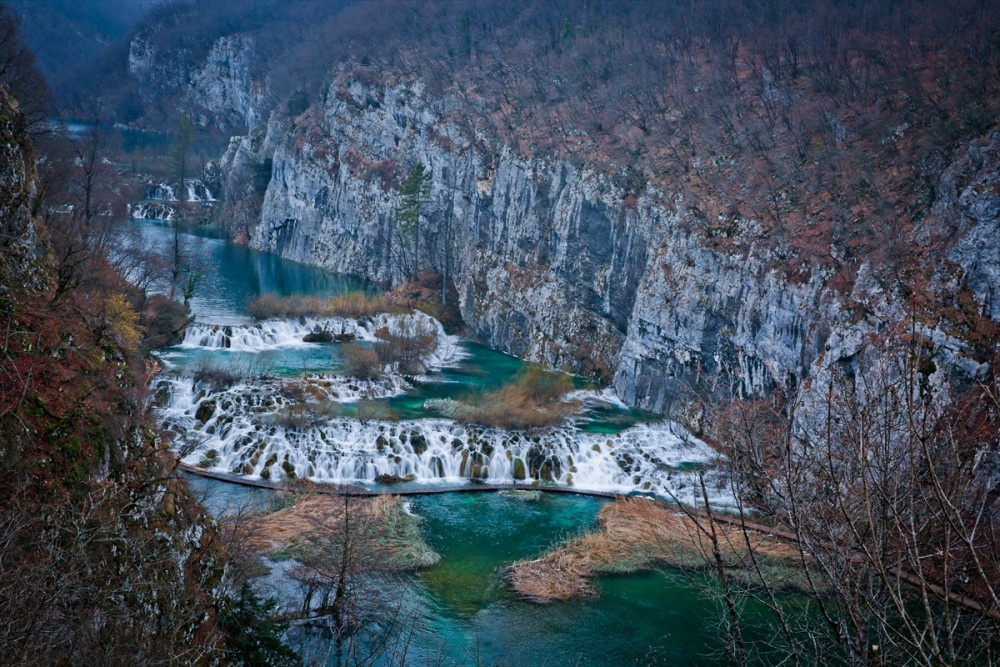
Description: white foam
xmin=129 ymin=202 xmax=175 ymax=220
xmin=179 ymin=311 xmax=467 ymax=373
xmin=157 ymin=375 xmax=728 ymax=504
xmin=563 ymin=387 xmax=633 ymax=409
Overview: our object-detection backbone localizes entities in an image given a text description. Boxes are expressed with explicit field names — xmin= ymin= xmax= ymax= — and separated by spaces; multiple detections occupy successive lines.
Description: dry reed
xmin=453 ymin=365 xmax=579 ymax=429
xmin=247 ymin=291 xmax=393 ymax=319
xmin=245 ymin=493 xmax=438 ymax=569
xmin=509 ymin=497 xmax=800 ymax=602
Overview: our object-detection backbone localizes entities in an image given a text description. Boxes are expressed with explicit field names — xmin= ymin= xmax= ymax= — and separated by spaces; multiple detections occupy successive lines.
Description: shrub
xmin=191 ymin=360 xmax=242 ymax=389
xmin=384 ymin=271 xmax=465 ymax=333
xmin=341 ymin=344 xmax=383 ymax=380
xmin=271 ymin=402 xmax=336 ymax=430
xmin=374 ymin=317 xmax=438 ymax=375
xmin=142 ymin=294 xmax=190 ymax=348
xmin=103 ymin=293 xmax=142 ymax=356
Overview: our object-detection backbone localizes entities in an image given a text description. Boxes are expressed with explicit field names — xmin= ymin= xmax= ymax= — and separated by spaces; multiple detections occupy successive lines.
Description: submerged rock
xmin=409 ymin=432 xmax=428 ymax=455
xmin=500 ymin=489 xmax=543 ymax=502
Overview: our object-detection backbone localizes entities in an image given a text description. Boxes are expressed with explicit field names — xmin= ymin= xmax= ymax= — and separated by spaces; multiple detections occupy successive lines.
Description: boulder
xmin=303 ymin=330 xmax=334 ymax=343
xmin=194 ymin=400 xmax=216 ymax=424
xmin=375 ymin=473 xmax=416 ymax=484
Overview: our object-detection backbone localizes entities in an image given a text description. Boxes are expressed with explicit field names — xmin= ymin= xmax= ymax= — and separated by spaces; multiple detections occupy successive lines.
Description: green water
xmin=134 ymin=219 xmax=369 ymax=322
xmin=275 ymin=489 xmax=732 ymax=666
xmin=142 ymin=220 xmax=730 ymax=664
xmin=188 ymin=472 xmax=775 ymax=667
xmin=403 ymin=492 xmax=725 ymax=666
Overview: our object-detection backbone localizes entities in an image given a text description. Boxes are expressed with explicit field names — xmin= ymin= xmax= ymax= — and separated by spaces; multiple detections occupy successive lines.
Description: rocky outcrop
xmin=0 ymin=87 xmax=44 ymax=294
xmin=187 ymin=34 xmax=263 ymax=131
xmin=128 ymin=31 xmax=263 ymax=132
xmin=225 ymin=77 xmax=998 ymax=417
xmin=942 ymin=133 xmax=1000 ymax=322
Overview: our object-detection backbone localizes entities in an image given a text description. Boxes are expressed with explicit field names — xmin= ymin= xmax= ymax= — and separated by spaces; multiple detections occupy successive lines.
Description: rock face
xmin=942 ymin=134 xmax=1000 ymax=322
xmin=186 ymin=34 xmax=263 ymax=131
xmin=128 ymin=31 xmax=263 ymax=132
xmin=0 ymin=88 xmax=43 ymax=292
xmin=223 ymin=77 xmax=998 ymax=416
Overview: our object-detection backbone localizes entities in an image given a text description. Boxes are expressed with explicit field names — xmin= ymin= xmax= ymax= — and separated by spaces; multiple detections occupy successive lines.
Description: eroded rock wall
xmin=128 ymin=31 xmax=263 ymax=132
xmin=226 ymin=80 xmax=848 ymax=415
xmin=221 ymin=77 xmax=997 ymax=417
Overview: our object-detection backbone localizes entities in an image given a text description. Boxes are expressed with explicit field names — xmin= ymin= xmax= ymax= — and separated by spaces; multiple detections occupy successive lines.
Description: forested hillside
xmin=0 ymin=9 xmax=295 ymax=663
xmin=5 ymin=0 xmax=156 ymax=105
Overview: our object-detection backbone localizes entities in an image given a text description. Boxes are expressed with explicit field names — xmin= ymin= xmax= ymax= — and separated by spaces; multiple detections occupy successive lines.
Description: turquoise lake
xmin=148 ymin=219 xmax=743 ymax=665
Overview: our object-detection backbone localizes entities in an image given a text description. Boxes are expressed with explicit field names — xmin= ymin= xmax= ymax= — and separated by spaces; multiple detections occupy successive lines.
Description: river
xmin=141 ymin=218 xmax=742 ymax=665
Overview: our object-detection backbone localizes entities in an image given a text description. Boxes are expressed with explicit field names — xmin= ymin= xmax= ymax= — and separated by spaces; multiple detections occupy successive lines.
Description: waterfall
xmin=148 ymin=182 xmax=176 ymax=201
xmin=180 ymin=312 xmax=466 ymax=371
xmin=185 ymin=179 xmax=216 ymax=202
xmin=145 ymin=180 xmax=215 ymax=203
xmin=157 ymin=374 xmax=730 ymax=505
xmin=180 ymin=319 xmax=354 ymax=351
xmin=129 ymin=202 xmax=175 ymax=220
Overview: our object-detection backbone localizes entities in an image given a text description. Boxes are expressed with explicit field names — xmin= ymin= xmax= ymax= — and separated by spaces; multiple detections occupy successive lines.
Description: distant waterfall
xmin=129 ymin=202 xmax=175 ymax=220
xmin=145 ymin=179 xmax=216 ymax=203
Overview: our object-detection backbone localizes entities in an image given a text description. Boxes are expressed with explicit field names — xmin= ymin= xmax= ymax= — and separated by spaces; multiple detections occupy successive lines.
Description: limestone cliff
xmin=222 ymin=77 xmax=997 ymax=418
xmin=0 ymin=87 xmax=44 ymax=297
xmin=128 ymin=30 xmax=263 ymax=132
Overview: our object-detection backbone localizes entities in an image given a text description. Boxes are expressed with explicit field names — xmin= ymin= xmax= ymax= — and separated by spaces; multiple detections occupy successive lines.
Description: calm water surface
xmin=149 ymin=220 xmax=734 ymax=665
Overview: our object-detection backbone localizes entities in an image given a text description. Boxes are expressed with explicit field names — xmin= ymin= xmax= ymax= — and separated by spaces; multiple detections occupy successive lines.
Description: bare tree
xmin=685 ymin=331 xmax=1000 ymax=666
xmin=281 ymin=494 xmax=423 ymax=667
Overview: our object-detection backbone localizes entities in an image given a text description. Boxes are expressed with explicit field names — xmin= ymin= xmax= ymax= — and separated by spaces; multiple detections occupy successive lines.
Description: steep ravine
xmin=222 ymin=78 xmax=998 ymax=417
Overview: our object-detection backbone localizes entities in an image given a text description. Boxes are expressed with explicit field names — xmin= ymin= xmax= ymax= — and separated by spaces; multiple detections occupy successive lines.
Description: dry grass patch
xmin=247 ymin=291 xmax=393 ymax=319
xmin=509 ymin=497 xmax=801 ymax=602
xmin=441 ymin=365 xmax=579 ymax=429
xmin=245 ymin=493 xmax=438 ymax=570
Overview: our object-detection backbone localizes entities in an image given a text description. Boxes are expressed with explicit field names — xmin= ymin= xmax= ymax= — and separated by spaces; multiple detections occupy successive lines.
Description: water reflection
xmin=129 ymin=218 xmax=369 ymax=322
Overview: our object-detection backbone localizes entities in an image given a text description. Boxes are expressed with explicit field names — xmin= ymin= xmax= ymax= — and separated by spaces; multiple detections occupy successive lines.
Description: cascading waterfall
xmin=179 ymin=312 xmax=466 ymax=371
xmin=158 ymin=311 xmax=729 ymax=504
xmin=186 ymin=180 xmax=216 ymax=203
xmin=129 ymin=202 xmax=175 ymax=220
xmin=145 ymin=180 xmax=216 ymax=203
xmin=157 ymin=375 xmax=729 ymax=505
xmin=148 ymin=182 xmax=176 ymax=201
